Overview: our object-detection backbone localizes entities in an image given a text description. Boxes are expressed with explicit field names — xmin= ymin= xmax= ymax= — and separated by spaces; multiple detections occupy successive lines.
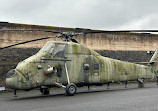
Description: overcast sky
xmin=0 ymin=0 xmax=158 ymax=30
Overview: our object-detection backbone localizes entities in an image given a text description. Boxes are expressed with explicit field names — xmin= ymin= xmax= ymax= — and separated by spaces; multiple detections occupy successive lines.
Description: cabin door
xmin=83 ymin=55 xmax=94 ymax=84
xmin=85 ymin=55 xmax=100 ymax=84
xmin=91 ymin=56 xmax=100 ymax=83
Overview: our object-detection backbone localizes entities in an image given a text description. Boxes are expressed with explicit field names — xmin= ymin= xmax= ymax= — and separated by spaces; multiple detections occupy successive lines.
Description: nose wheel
xmin=65 ymin=83 xmax=77 ymax=96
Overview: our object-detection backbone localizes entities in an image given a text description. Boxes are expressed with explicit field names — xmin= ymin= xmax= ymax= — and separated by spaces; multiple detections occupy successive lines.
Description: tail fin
xmin=150 ymin=49 xmax=158 ymax=77
xmin=150 ymin=49 xmax=158 ymax=63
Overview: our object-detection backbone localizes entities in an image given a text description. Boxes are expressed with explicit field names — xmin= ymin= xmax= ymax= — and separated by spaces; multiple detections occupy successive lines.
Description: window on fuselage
xmin=83 ymin=63 xmax=90 ymax=71
xmin=94 ymin=63 xmax=99 ymax=70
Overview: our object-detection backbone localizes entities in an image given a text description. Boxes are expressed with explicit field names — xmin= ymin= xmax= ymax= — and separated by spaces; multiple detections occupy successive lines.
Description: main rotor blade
xmin=84 ymin=30 xmax=158 ymax=34
xmin=2 ymin=29 xmax=158 ymax=34
xmin=0 ymin=29 xmax=60 ymax=33
xmin=0 ymin=35 xmax=57 ymax=50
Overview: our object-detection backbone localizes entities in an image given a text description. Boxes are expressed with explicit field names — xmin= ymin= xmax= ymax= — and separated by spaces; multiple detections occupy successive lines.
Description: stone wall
xmin=0 ymin=22 xmax=158 ymax=51
xmin=81 ymin=33 xmax=158 ymax=51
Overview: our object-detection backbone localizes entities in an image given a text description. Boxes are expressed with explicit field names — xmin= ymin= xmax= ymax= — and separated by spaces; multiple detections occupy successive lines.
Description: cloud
xmin=0 ymin=0 xmax=158 ymax=30
xmin=118 ymin=14 xmax=158 ymax=30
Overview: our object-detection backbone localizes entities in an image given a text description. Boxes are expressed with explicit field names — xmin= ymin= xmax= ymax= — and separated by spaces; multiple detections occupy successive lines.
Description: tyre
xmin=138 ymin=83 xmax=144 ymax=88
xmin=40 ymin=88 xmax=44 ymax=93
xmin=40 ymin=88 xmax=50 ymax=95
xmin=65 ymin=83 xmax=77 ymax=96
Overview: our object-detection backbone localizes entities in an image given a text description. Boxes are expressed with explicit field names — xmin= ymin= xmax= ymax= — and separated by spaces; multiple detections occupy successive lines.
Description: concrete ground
xmin=0 ymin=82 xmax=158 ymax=111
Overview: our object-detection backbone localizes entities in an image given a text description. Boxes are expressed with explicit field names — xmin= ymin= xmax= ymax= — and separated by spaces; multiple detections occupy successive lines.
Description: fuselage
xmin=6 ymin=41 xmax=155 ymax=90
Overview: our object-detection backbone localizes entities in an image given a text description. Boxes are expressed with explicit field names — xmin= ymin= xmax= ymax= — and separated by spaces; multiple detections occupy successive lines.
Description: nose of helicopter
xmin=6 ymin=77 xmax=16 ymax=89
xmin=6 ymin=69 xmax=18 ymax=89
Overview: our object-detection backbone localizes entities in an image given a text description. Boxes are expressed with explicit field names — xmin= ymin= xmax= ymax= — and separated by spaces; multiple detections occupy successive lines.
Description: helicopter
xmin=1 ymin=29 xmax=158 ymax=97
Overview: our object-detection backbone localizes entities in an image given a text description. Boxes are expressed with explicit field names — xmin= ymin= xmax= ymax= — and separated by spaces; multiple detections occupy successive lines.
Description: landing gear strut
xmin=14 ymin=89 xmax=17 ymax=97
xmin=107 ymin=82 xmax=110 ymax=89
xmin=64 ymin=62 xmax=77 ymax=96
xmin=125 ymin=81 xmax=128 ymax=88
xmin=157 ymin=75 xmax=158 ymax=85
xmin=88 ymin=85 xmax=90 ymax=92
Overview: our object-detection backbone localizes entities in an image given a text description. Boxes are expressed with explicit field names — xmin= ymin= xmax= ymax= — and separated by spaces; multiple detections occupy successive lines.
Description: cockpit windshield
xmin=7 ymin=69 xmax=16 ymax=78
xmin=40 ymin=42 xmax=66 ymax=57
xmin=53 ymin=44 xmax=65 ymax=57
xmin=40 ymin=42 xmax=55 ymax=53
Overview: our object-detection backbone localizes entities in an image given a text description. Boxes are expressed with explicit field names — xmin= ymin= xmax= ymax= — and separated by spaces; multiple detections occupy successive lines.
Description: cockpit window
xmin=40 ymin=42 xmax=66 ymax=57
xmin=53 ymin=44 xmax=65 ymax=57
xmin=40 ymin=42 xmax=55 ymax=53
xmin=7 ymin=69 xmax=16 ymax=78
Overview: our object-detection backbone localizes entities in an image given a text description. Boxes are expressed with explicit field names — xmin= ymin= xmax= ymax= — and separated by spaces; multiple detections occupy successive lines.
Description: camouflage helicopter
xmin=1 ymin=29 xmax=158 ymax=97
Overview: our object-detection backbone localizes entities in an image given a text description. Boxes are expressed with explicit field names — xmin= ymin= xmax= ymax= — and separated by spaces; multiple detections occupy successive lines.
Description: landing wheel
xmin=138 ymin=79 xmax=144 ymax=88
xmin=40 ymin=88 xmax=50 ymax=95
xmin=138 ymin=83 xmax=144 ymax=88
xmin=65 ymin=83 xmax=77 ymax=96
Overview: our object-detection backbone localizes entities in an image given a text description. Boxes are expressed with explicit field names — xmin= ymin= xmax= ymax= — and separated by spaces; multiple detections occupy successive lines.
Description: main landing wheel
xmin=138 ymin=79 xmax=144 ymax=88
xmin=65 ymin=83 xmax=77 ymax=96
xmin=40 ymin=88 xmax=50 ymax=95
xmin=138 ymin=82 xmax=144 ymax=88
